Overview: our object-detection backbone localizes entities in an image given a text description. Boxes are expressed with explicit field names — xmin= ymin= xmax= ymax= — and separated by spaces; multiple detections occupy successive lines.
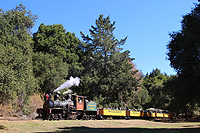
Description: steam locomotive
xmin=36 ymin=92 xmax=176 ymax=120
xmin=36 ymin=93 xmax=97 ymax=120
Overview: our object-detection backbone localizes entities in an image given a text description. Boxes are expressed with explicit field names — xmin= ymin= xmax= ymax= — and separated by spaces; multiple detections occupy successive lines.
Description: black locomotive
xmin=36 ymin=92 xmax=97 ymax=120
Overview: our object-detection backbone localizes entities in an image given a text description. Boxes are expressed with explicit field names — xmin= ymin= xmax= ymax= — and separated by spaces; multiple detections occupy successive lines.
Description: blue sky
xmin=1 ymin=0 xmax=198 ymax=75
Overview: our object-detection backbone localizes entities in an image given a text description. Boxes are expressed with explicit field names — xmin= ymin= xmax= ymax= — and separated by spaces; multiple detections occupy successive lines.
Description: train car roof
xmin=71 ymin=94 xmax=87 ymax=98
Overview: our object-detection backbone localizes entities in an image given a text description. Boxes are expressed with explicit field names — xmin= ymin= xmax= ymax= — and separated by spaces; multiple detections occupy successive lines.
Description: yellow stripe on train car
xmin=101 ymin=109 xmax=126 ymax=116
xmin=163 ymin=113 xmax=169 ymax=118
xmin=151 ymin=113 xmax=156 ymax=117
xmin=156 ymin=113 xmax=164 ymax=118
xmin=129 ymin=111 xmax=142 ymax=117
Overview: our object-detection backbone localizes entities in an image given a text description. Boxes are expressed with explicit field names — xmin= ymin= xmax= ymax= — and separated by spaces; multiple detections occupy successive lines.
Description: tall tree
xmin=81 ymin=15 xmax=128 ymax=75
xmin=80 ymin=15 xmax=143 ymax=109
xmin=167 ymin=2 xmax=200 ymax=112
xmin=0 ymin=4 xmax=38 ymax=115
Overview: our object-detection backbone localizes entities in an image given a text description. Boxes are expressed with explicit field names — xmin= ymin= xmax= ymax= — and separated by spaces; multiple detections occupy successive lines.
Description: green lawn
xmin=0 ymin=119 xmax=200 ymax=132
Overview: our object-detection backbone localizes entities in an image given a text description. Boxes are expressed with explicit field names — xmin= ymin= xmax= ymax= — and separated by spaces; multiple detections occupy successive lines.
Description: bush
xmin=0 ymin=93 xmax=44 ymax=119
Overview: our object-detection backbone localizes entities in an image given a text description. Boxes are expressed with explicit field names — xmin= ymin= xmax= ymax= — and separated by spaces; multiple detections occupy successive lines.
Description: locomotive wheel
xmin=49 ymin=114 xmax=53 ymax=121
xmin=77 ymin=115 xmax=83 ymax=120
xmin=82 ymin=115 xmax=89 ymax=120
xmin=58 ymin=113 xmax=62 ymax=120
xmin=54 ymin=113 xmax=60 ymax=120
xmin=53 ymin=114 xmax=57 ymax=120
xmin=82 ymin=115 xmax=86 ymax=120
xmin=88 ymin=115 xmax=92 ymax=120
xmin=67 ymin=112 xmax=76 ymax=120
xmin=125 ymin=115 xmax=130 ymax=120
xmin=64 ymin=113 xmax=69 ymax=120
xmin=97 ymin=114 xmax=103 ymax=120
xmin=42 ymin=113 xmax=47 ymax=120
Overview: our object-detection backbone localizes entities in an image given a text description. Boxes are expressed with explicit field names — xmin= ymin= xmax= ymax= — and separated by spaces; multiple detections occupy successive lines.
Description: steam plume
xmin=63 ymin=89 xmax=73 ymax=94
xmin=53 ymin=76 xmax=80 ymax=93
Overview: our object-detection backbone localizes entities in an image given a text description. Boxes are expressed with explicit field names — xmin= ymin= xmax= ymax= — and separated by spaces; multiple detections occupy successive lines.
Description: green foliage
xmin=142 ymin=69 xmax=171 ymax=109
xmin=0 ymin=4 xmax=38 ymax=116
xmin=162 ymin=75 xmax=182 ymax=112
xmin=0 ymin=5 xmax=151 ymax=116
xmin=130 ymin=87 xmax=151 ymax=109
xmin=33 ymin=52 xmax=68 ymax=93
xmin=33 ymin=24 xmax=84 ymax=77
xmin=33 ymin=24 xmax=68 ymax=56
xmin=167 ymin=2 xmax=200 ymax=113
xmin=80 ymin=15 xmax=148 ymax=109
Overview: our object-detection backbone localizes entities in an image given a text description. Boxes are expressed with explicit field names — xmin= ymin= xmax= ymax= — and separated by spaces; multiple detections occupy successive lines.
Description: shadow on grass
xmin=0 ymin=125 xmax=6 ymax=130
xmin=38 ymin=126 xmax=200 ymax=133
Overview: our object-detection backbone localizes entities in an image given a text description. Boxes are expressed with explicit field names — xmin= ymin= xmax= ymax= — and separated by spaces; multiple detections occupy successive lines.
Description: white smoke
xmin=63 ymin=89 xmax=73 ymax=94
xmin=53 ymin=76 xmax=80 ymax=93
xmin=56 ymin=91 xmax=61 ymax=94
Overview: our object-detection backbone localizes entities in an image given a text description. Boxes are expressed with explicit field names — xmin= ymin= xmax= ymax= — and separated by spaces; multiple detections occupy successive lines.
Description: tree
xmin=80 ymin=15 xmax=144 ymax=109
xmin=167 ymin=2 xmax=200 ymax=113
xmin=32 ymin=52 xmax=68 ymax=93
xmin=142 ymin=69 xmax=171 ymax=109
xmin=81 ymin=15 xmax=128 ymax=75
xmin=0 ymin=4 xmax=38 ymax=116
xmin=33 ymin=24 xmax=84 ymax=77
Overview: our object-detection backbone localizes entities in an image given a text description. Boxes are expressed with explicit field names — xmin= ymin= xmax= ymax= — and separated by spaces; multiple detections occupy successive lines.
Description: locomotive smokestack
xmin=53 ymin=76 xmax=80 ymax=93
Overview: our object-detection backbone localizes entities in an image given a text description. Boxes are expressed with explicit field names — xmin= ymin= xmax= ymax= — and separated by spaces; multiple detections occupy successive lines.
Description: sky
xmin=1 ymin=0 xmax=198 ymax=75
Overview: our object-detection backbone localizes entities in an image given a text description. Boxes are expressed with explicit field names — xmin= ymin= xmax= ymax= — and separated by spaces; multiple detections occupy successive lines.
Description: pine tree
xmin=80 ymin=15 xmax=143 ymax=108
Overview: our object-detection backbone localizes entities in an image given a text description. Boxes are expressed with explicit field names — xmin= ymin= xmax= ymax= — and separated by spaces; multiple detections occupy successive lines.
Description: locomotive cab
xmin=71 ymin=94 xmax=85 ymax=110
xmin=71 ymin=95 xmax=97 ymax=111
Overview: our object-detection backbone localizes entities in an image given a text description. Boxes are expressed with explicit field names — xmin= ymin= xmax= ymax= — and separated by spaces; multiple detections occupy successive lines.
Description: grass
xmin=0 ymin=119 xmax=200 ymax=132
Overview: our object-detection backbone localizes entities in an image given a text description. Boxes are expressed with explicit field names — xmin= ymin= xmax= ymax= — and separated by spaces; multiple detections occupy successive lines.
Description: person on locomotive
xmin=54 ymin=94 xmax=59 ymax=101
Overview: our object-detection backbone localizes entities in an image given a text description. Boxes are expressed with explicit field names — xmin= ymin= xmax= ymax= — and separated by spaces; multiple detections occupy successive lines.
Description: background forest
xmin=0 ymin=2 xmax=200 ymax=119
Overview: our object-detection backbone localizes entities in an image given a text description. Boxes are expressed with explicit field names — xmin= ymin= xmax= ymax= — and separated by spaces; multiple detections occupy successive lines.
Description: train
xmin=36 ymin=92 xmax=176 ymax=120
xmin=98 ymin=108 xmax=176 ymax=120
xmin=37 ymin=93 xmax=97 ymax=120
